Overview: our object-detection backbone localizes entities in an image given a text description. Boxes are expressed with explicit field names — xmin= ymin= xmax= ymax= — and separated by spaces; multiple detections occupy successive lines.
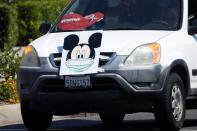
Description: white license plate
xmin=65 ymin=76 xmax=91 ymax=89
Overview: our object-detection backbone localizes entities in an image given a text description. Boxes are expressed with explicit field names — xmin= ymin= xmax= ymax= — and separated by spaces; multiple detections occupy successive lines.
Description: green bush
xmin=0 ymin=4 xmax=18 ymax=49
xmin=0 ymin=4 xmax=9 ymax=49
xmin=0 ymin=48 xmax=21 ymax=80
xmin=6 ymin=5 xmax=18 ymax=49
xmin=0 ymin=79 xmax=19 ymax=103
xmin=0 ymin=48 xmax=21 ymax=103
xmin=0 ymin=4 xmax=19 ymax=103
xmin=0 ymin=0 xmax=70 ymax=47
xmin=0 ymin=0 xmax=70 ymax=103
xmin=17 ymin=0 xmax=70 ymax=45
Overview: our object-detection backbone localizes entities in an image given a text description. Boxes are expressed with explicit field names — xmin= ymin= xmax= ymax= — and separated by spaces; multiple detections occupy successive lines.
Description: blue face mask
xmin=66 ymin=58 xmax=94 ymax=72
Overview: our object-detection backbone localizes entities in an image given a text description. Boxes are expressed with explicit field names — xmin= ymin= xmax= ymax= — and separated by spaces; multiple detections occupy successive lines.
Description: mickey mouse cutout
xmin=59 ymin=32 xmax=102 ymax=75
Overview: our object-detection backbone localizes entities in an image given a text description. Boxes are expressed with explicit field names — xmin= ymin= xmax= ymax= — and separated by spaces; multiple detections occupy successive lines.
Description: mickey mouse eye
xmin=81 ymin=45 xmax=91 ymax=58
xmin=76 ymin=50 xmax=81 ymax=59
xmin=71 ymin=46 xmax=81 ymax=59
xmin=81 ymin=54 xmax=84 ymax=59
xmin=81 ymin=50 xmax=85 ymax=59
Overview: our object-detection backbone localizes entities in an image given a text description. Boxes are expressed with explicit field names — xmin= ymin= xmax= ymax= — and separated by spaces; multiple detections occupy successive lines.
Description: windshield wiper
xmin=53 ymin=27 xmax=141 ymax=32
xmin=53 ymin=30 xmax=84 ymax=33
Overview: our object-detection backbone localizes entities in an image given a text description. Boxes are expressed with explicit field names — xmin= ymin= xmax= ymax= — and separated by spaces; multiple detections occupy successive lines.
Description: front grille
xmin=50 ymin=52 xmax=116 ymax=68
xmin=40 ymin=77 xmax=120 ymax=93
xmin=50 ymin=53 xmax=62 ymax=67
xmin=99 ymin=52 xmax=115 ymax=66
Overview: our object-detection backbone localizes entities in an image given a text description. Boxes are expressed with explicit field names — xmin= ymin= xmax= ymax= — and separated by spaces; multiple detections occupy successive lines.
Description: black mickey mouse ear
xmin=63 ymin=34 xmax=79 ymax=50
xmin=88 ymin=33 xmax=102 ymax=48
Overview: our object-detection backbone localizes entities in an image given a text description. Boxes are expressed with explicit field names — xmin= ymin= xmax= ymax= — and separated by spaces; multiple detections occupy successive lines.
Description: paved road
xmin=0 ymin=105 xmax=197 ymax=131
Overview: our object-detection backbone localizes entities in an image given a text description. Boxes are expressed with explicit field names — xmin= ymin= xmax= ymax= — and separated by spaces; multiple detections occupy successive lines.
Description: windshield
xmin=51 ymin=0 xmax=182 ymax=32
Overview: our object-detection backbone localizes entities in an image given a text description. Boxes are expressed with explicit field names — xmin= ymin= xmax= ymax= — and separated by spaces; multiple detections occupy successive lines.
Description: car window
xmin=51 ymin=0 xmax=182 ymax=32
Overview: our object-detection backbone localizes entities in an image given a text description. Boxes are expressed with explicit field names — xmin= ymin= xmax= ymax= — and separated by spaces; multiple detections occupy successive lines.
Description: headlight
xmin=20 ymin=45 xmax=40 ymax=67
xmin=124 ymin=42 xmax=161 ymax=66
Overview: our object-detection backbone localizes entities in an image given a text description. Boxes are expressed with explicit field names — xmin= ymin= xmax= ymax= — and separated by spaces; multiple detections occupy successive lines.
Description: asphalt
xmin=1 ymin=104 xmax=197 ymax=130
xmin=0 ymin=104 xmax=92 ymax=126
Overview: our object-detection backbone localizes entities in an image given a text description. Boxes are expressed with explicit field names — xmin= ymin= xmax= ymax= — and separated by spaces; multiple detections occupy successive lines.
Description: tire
xmin=154 ymin=73 xmax=186 ymax=131
xmin=99 ymin=113 xmax=125 ymax=126
xmin=21 ymin=102 xmax=53 ymax=131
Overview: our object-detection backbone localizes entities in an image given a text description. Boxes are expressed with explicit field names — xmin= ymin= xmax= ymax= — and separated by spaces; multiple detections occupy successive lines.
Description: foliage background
xmin=0 ymin=0 xmax=70 ymax=47
xmin=17 ymin=0 xmax=70 ymax=45
xmin=0 ymin=0 xmax=70 ymax=103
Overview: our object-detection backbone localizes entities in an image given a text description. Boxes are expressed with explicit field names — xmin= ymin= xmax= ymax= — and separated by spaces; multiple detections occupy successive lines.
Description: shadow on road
xmin=51 ymin=119 xmax=159 ymax=131
xmin=184 ymin=119 xmax=197 ymax=127
xmin=0 ymin=119 xmax=197 ymax=131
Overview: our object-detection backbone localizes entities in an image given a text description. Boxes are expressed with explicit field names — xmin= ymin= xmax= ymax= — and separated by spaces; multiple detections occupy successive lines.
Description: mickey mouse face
xmin=70 ymin=45 xmax=91 ymax=59
xmin=63 ymin=33 xmax=102 ymax=72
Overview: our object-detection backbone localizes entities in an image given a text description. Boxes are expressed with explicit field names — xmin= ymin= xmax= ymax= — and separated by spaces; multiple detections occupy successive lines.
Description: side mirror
xmin=39 ymin=23 xmax=51 ymax=34
xmin=189 ymin=19 xmax=197 ymax=35
xmin=189 ymin=26 xmax=197 ymax=35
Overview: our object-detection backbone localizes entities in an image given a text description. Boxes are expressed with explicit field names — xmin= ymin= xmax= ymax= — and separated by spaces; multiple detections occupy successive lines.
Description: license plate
xmin=65 ymin=76 xmax=92 ymax=89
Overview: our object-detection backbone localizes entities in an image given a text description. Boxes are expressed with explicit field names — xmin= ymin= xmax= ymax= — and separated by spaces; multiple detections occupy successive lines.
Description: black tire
xmin=99 ymin=113 xmax=125 ymax=126
xmin=21 ymin=102 xmax=53 ymax=131
xmin=154 ymin=73 xmax=186 ymax=131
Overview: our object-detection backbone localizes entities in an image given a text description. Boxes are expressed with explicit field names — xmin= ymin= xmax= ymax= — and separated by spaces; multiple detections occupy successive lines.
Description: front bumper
xmin=17 ymin=56 xmax=168 ymax=114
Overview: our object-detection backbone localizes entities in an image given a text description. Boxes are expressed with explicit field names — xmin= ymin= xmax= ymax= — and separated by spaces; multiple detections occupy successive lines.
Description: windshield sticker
xmin=58 ymin=12 xmax=104 ymax=30
xmin=59 ymin=31 xmax=102 ymax=75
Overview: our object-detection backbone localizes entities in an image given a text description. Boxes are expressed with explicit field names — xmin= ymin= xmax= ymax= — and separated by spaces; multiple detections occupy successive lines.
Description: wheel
xmin=154 ymin=73 xmax=186 ymax=131
xmin=21 ymin=102 xmax=53 ymax=131
xmin=99 ymin=113 xmax=125 ymax=126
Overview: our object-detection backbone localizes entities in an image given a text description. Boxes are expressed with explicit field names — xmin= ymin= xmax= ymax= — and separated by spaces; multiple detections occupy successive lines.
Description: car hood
xmin=31 ymin=30 xmax=173 ymax=57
